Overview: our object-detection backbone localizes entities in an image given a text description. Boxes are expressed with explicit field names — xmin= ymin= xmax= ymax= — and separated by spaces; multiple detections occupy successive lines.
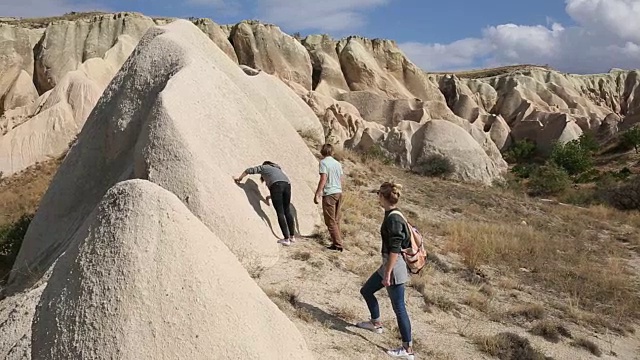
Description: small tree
xmin=527 ymin=163 xmax=571 ymax=196
xmin=550 ymin=140 xmax=593 ymax=175
xmin=578 ymin=132 xmax=599 ymax=155
xmin=621 ymin=127 xmax=640 ymax=154
xmin=504 ymin=139 xmax=537 ymax=164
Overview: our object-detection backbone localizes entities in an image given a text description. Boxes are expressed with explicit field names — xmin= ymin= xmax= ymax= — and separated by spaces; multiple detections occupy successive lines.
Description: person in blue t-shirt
xmin=314 ymin=144 xmax=344 ymax=252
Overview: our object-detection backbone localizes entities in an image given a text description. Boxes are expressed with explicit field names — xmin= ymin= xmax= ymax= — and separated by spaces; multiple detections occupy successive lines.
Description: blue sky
xmin=86 ymin=0 xmax=575 ymax=42
xmin=1 ymin=0 xmax=639 ymax=73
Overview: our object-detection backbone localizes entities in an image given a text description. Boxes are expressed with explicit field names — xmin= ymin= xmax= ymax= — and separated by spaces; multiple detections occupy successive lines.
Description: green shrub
xmin=621 ymin=126 xmax=640 ymax=154
xmin=558 ymin=188 xmax=599 ymax=207
xmin=527 ymin=163 xmax=571 ymax=196
xmin=412 ymin=154 xmax=454 ymax=177
xmin=0 ymin=214 xmax=33 ymax=281
xmin=573 ymin=168 xmax=601 ymax=184
xmin=361 ymin=144 xmax=394 ymax=165
xmin=504 ymin=139 xmax=537 ymax=164
xmin=578 ymin=132 xmax=599 ymax=154
xmin=549 ymin=140 xmax=593 ymax=175
xmin=615 ymin=167 xmax=632 ymax=180
xmin=511 ymin=164 xmax=536 ymax=179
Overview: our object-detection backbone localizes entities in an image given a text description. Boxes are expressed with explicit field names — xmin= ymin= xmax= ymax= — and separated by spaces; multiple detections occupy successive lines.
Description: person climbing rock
xmin=234 ymin=161 xmax=296 ymax=246
xmin=356 ymin=182 xmax=415 ymax=360
xmin=314 ymin=144 xmax=344 ymax=252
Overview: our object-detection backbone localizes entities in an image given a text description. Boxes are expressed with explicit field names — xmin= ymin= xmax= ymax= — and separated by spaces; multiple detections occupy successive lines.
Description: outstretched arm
xmin=234 ymin=165 xmax=263 ymax=183
xmin=233 ymin=170 xmax=248 ymax=183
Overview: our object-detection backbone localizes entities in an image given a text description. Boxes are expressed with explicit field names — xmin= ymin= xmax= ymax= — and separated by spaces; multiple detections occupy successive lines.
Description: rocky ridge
xmin=0 ymin=12 xmax=639 ymax=184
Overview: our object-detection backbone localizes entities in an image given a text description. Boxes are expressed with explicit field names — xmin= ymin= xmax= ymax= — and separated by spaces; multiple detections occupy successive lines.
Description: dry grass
xmin=498 ymin=278 xmax=525 ymax=291
xmin=264 ymin=287 xmax=317 ymax=324
xmin=423 ymin=291 xmax=459 ymax=313
xmin=0 ymin=11 xmax=108 ymax=28
xmin=474 ymin=332 xmax=549 ymax=360
xmin=464 ymin=291 xmax=490 ymax=313
xmin=571 ymin=337 xmax=603 ymax=357
xmin=0 ymin=157 xmax=62 ymax=227
xmin=409 ymin=266 xmax=461 ymax=313
xmin=292 ymin=250 xmax=312 ymax=261
xmin=330 ymin=304 xmax=359 ymax=323
xmin=441 ymin=219 xmax=639 ymax=326
xmin=529 ymin=320 xmax=573 ymax=343
xmin=508 ymin=303 xmax=547 ymax=322
xmin=479 ymin=284 xmax=496 ymax=297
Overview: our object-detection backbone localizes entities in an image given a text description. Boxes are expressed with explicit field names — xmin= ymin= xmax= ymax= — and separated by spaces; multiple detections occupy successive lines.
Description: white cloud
xmin=399 ymin=0 xmax=640 ymax=74
xmin=0 ymin=0 xmax=105 ymax=18
xmin=256 ymin=0 xmax=390 ymax=32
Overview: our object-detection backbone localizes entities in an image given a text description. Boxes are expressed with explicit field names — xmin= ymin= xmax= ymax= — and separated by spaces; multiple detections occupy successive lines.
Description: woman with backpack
xmin=234 ymin=161 xmax=296 ymax=246
xmin=356 ymin=181 xmax=415 ymax=360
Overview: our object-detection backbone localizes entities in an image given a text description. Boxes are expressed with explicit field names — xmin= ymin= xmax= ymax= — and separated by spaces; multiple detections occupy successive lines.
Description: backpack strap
xmin=388 ymin=210 xmax=413 ymax=248
xmin=388 ymin=209 xmax=405 ymax=221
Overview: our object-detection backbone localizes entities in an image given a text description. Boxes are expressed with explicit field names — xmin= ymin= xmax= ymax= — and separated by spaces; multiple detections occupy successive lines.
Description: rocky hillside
xmin=0 ymin=12 xmax=639 ymax=186
xmin=1 ymin=19 xmax=323 ymax=359
xmin=0 ymin=15 xmax=639 ymax=360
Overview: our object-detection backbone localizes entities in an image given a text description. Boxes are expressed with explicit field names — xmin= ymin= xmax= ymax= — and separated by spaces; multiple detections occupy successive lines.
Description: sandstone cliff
xmin=1 ymin=11 xmax=639 ymax=184
xmin=2 ymin=19 xmax=319 ymax=359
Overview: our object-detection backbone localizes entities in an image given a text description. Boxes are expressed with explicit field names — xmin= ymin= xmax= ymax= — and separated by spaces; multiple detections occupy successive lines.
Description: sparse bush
xmin=558 ymin=188 xmax=599 ymax=207
xmin=509 ymin=303 xmax=546 ymax=321
xmin=602 ymin=175 xmax=640 ymax=210
xmin=621 ymin=126 xmax=640 ymax=154
xmin=423 ymin=292 xmax=459 ymax=313
xmin=412 ymin=154 xmax=454 ymax=177
xmin=527 ymin=163 xmax=571 ymax=196
xmin=360 ymin=144 xmax=394 ymax=165
xmin=474 ymin=332 xmax=548 ymax=360
xmin=297 ymin=129 xmax=321 ymax=145
xmin=504 ymin=139 xmax=537 ymax=164
xmin=529 ymin=320 xmax=572 ymax=343
xmin=464 ymin=291 xmax=490 ymax=312
xmin=292 ymin=251 xmax=311 ymax=261
xmin=571 ymin=337 xmax=602 ymax=357
xmin=550 ymin=139 xmax=593 ymax=175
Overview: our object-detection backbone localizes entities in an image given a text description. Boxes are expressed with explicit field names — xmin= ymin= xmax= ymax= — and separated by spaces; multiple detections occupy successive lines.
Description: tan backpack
xmin=389 ymin=210 xmax=428 ymax=275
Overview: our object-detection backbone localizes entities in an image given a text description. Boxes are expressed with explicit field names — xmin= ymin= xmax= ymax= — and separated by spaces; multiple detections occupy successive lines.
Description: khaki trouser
xmin=322 ymin=193 xmax=343 ymax=247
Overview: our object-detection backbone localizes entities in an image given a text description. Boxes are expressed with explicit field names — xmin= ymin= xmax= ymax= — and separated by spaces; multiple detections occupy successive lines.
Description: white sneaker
xmin=356 ymin=320 xmax=383 ymax=334
xmin=386 ymin=346 xmax=415 ymax=359
xmin=277 ymin=239 xmax=291 ymax=246
xmin=289 ymin=236 xmax=296 ymax=243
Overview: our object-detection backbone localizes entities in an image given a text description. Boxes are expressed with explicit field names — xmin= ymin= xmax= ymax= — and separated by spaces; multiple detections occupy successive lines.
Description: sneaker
xmin=277 ymin=239 xmax=291 ymax=246
xmin=386 ymin=346 xmax=415 ymax=360
xmin=327 ymin=245 xmax=343 ymax=252
xmin=289 ymin=236 xmax=296 ymax=243
xmin=356 ymin=320 xmax=383 ymax=334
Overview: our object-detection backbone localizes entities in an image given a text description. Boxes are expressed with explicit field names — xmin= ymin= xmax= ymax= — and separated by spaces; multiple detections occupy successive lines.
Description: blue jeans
xmin=360 ymin=271 xmax=412 ymax=346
